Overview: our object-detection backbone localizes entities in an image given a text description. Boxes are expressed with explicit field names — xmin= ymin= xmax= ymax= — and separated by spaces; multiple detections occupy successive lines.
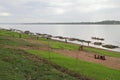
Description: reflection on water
xmin=0 ymin=24 xmax=120 ymax=52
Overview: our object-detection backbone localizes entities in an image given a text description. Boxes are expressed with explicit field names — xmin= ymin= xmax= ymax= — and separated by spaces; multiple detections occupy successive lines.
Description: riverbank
xmin=51 ymin=38 xmax=120 ymax=53
xmin=0 ymin=30 xmax=80 ymax=80
xmin=0 ymin=28 xmax=120 ymax=80
xmin=0 ymin=24 xmax=120 ymax=52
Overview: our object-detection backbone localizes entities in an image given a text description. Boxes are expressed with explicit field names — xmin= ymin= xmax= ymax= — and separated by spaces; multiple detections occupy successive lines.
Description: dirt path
xmin=54 ymin=49 xmax=120 ymax=70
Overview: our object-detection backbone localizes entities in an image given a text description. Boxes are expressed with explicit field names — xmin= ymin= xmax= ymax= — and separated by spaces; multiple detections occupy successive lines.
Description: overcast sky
xmin=0 ymin=0 xmax=120 ymax=23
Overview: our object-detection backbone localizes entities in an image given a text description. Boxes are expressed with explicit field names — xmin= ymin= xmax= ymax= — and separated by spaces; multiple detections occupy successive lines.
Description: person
xmin=79 ymin=45 xmax=83 ymax=51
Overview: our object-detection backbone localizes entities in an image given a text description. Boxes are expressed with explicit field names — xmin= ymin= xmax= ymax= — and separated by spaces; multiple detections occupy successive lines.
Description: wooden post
xmin=19 ymin=34 xmax=22 ymax=38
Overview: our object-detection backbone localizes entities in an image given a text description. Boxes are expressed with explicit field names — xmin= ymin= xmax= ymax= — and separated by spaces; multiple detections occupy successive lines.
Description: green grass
xmin=0 ymin=29 xmax=35 ymax=39
xmin=38 ymin=38 xmax=79 ymax=50
xmin=0 ymin=36 xmax=27 ymax=46
xmin=0 ymin=48 xmax=80 ymax=80
xmin=84 ymin=47 xmax=120 ymax=58
xmin=37 ymin=37 xmax=120 ymax=58
xmin=27 ymin=50 xmax=120 ymax=80
xmin=38 ymin=38 xmax=120 ymax=58
xmin=1 ymin=29 xmax=120 ymax=80
xmin=49 ymin=41 xmax=79 ymax=50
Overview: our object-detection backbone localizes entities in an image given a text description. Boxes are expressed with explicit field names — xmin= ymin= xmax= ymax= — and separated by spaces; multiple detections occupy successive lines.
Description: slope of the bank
xmin=0 ymin=48 xmax=80 ymax=80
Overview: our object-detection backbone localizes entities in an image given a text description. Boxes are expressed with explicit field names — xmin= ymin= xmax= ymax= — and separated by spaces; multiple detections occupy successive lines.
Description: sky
xmin=0 ymin=0 xmax=120 ymax=23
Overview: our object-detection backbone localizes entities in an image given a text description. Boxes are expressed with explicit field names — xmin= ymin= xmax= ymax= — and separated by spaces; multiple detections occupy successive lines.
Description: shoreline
xmin=51 ymin=38 xmax=120 ymax=53
xmin=0 ymin=27 xmax=120 ymax=53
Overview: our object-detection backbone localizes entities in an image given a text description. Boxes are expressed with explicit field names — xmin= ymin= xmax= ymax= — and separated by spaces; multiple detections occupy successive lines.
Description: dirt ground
xmin=54 ymin=49 xmax=120 ymax=70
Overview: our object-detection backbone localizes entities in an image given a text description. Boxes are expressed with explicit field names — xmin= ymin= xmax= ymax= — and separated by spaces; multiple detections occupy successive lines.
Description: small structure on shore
xmin=92 ymin=37 xmax=104 ymax=41
xmin=68 ymin=38 xmax=78 ymax=41
xmin=54 ymin=36 xmax=69 ymax=43
xmin=102 ymin=44 xmax=119 ymax=49
xmin=92 ymin=37 xmax=105 ymax=47
xmin=94 ymin=42 xmax=102 ymax=45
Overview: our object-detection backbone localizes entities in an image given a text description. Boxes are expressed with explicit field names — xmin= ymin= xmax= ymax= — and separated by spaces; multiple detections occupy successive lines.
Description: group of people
xmin=78 ymin=45 xmax=106 ymax=60
xmin=94 ymin=55 xmax=106 ymax=60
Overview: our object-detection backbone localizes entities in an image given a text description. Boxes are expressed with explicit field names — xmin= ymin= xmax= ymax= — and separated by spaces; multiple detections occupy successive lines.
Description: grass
xmin=0 ymin=36 xmax=30 ymax=46
xmin=49 ymin=40 xmax=79 ymax=50
xmin=0 ymin=29 xmax=36 ymax=39
xmin=0 ymin=29 xmax=120 ymax=80
xmin=37 ymin=38 xmax=79 ymax=50
xmin=38 ymin=38 xmax=120 ymax=58
xmin=27 ymin=50 xmax=120 ymax=80
xmin=0 ymin=48 xmax=80 ymax=80
xmin=0 ymin=32 xmax=41 ymax=48
xmin=0 ymin=30 xmax=45 ymax=48
xmin=37 ymin=38 xmax=120 ymax=58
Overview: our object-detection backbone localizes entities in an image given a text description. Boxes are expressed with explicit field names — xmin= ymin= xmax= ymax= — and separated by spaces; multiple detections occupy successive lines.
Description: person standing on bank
xmin=79 ymin=45 xmax=83 ymax=51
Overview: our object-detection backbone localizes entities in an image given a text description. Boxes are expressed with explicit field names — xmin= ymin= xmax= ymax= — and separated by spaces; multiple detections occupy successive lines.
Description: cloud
xmin=0 ymin=0 xmax=120 ymax=22
xmin=0 ymin=12 xmax=11 ymax=16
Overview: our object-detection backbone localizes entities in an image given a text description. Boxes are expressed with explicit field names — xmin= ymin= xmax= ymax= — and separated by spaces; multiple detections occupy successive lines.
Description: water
xmin=0 ymin=24 xmax=120 ymax=52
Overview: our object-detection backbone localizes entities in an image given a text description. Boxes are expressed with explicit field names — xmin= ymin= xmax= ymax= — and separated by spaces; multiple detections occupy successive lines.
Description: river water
xmin=0 ymin=24 xmax=120 ymax=52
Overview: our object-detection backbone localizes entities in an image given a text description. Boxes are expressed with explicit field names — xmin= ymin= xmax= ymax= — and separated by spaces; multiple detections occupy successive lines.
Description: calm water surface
xmin=0 ymin=24 xmax=120 ymax=52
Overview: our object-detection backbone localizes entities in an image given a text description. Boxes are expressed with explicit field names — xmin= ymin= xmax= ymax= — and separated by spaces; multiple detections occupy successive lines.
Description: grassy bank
xmin=1 ymin=29 xmax=120 ymax=58
xmin=0 ymin=29 xmax=80 ymax=80
xmin=0 ymin=48 xmax=80 ymax=80
xmin=0 ymin=28 xmax=120 ymax=80
xmin=27 ymin=50 xmax=120 ymax=80
xmin=38 ymin=38 xmax=120 ymax=58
